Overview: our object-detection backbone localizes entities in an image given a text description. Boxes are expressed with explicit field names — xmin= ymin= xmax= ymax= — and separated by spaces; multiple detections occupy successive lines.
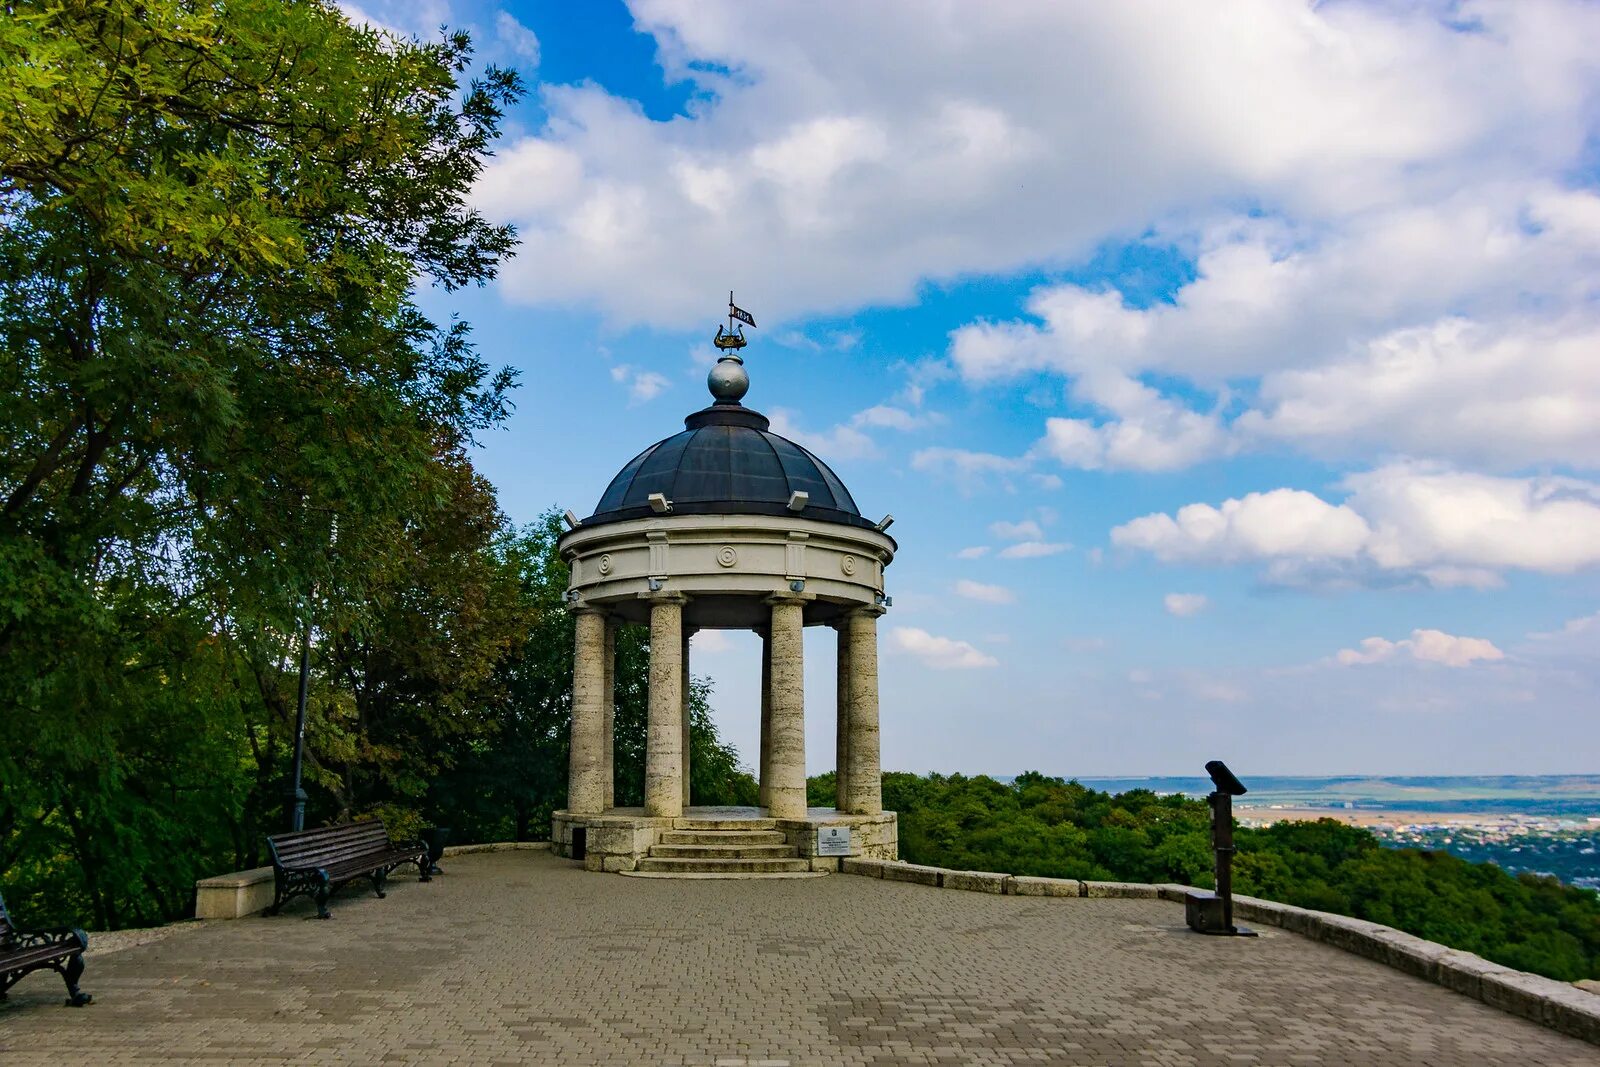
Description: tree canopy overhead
xmin=0 ymin=1 xmax=534 ymax=928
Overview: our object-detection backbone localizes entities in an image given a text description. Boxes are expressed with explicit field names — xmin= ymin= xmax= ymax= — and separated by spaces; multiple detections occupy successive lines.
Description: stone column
xmin=835 ymin=621 xmax=852 ymax=812
xmin=757 ymin=627 xmax=772 ymax=808
xmin=602 ymin=617 xmax=616 ymax=810
xmin=765 ymin=595 xmax=807 ymax=819
xmin=644 ymin=594 xmax=687 ymax=818
xmin=681 ymin=627 xmax=693 ymax=810
xmin=842 ymin=607 xmax=884 ymax=816
xmin=567 ymin=608 xmax=608 ymax=814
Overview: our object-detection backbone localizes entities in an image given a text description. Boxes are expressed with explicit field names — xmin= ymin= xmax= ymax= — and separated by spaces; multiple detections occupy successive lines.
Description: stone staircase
xmin=619 ymin=817 xmax=827 ymax=879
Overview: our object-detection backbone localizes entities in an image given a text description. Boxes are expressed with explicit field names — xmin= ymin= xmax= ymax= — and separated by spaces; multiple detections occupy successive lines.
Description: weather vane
xmin=714 ymin=290 xmax=757 ymax=354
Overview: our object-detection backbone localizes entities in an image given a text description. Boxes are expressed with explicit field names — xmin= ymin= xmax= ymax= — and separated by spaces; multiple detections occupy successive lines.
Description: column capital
xmin=567 ymin=602 xmax=610 ymax=618
xmin=638 ymin=589 xmax=690 ymax=605
xmin=846 ymin=603 xmax=887 ymax=620
xmin=764 ymin=590 xmax=814 ymax=607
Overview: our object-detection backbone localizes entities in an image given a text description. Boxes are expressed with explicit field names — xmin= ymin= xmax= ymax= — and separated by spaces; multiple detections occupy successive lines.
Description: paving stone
xmin=0 ymin=851 xmax=1593 ymax=1065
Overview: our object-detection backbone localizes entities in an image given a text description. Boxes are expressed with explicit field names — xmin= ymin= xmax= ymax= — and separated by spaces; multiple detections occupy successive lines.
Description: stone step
xmin=675 ymin=818 xmax=779 ymax=832
xmin=618 ymin=870 xmax=830 ymax=881
xmin=659 ymin=830 xmax=788 ymax=846
xmin=650 ymin=844 xmax=797 ymax=860
xmin=634 ymin=857 xmax=813 ymax=875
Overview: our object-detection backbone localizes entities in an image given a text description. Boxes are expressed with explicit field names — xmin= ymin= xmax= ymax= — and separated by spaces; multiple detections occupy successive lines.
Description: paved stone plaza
xmin=1 ymin=850 xmax=1593 ymax=1065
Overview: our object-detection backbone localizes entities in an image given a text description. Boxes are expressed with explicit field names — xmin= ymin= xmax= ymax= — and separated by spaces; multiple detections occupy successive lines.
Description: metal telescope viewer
xmin=1184 ymin=759 xmax=1258 ymax=937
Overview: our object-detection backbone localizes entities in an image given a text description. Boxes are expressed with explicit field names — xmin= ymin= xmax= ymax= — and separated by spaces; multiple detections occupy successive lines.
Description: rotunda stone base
xmin=552 ymin=806 xmax=898 ymax=873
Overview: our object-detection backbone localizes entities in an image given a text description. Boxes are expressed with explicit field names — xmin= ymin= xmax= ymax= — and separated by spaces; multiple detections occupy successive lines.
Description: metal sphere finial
xmin=708 ymin=354 xmax=749 ymax=404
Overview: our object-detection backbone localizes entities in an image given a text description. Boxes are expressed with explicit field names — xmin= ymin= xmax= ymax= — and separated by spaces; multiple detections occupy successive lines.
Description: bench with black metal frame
xmin=1 ymin=893 xmax=91 ymax=1007
xmin=264 ymin=819 xmax=430 ymax=920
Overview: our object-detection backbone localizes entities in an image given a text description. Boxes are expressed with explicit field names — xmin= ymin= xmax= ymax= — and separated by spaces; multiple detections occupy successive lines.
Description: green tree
xmin=0 ymin=0 xmax=520 ymax=928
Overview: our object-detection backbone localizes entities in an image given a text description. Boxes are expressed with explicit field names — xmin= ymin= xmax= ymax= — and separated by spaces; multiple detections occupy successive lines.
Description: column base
xmin=552 ymin=807 xmax=898 ymax=872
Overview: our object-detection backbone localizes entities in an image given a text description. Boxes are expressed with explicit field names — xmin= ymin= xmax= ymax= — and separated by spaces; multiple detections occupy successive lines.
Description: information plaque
xmin=817 ymin=826 xmax=852 ymax=856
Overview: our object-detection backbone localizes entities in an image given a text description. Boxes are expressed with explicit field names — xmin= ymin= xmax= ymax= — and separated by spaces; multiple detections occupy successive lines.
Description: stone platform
xmin=3 ymin=849 xmax=1595 ymax=1065
xmin=552 ymin=804 xmax=897 ymax=872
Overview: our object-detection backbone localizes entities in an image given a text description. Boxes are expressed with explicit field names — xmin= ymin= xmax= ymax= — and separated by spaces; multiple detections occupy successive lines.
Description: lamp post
xmin=285 ymin=514 xmax=335 ymax=833
xmin=286 ymin=614 xmax=311 ymax=832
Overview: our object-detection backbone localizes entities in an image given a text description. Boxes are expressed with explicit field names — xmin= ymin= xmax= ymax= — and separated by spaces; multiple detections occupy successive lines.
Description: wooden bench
xmin=264 ymin=819 xmax=430 ymax=919
xmin=1 ymin=893 xmax=91 ymax=1006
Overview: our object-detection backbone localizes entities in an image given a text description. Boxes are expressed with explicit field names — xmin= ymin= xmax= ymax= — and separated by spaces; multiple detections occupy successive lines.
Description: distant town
xmin=1077 ymin=775 xmax=1600 ymax=891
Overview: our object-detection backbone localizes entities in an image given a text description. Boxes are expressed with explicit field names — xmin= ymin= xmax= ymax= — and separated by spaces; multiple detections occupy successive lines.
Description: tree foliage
xmin=0 ymin=3 xmax=759 ymax=933
xmin=873 ymin=771 xmax=1600 ymax=982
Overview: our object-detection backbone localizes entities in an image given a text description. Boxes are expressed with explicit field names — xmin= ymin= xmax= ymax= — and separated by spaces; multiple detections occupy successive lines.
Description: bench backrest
xmin=267 ymin=820 xmax=392 ymax=870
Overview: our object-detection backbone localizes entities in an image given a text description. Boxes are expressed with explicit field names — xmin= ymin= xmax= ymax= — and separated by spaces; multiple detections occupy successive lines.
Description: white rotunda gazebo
xmin=551 ymin=311 xmax=898 ymax=874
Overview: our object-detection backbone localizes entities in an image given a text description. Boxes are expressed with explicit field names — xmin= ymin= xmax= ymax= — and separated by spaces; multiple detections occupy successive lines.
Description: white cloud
xmin=1163 ymin=593 xmax=1209 ymax=617
xmin=852 ymin=404 xmax=937 ymax=431
xmin=953 ymin=546 xmax=990 ymax=560
xmin=764 ymin=401 xmax=941 ymax=463
xmin=945 ymin=184 xmax=1600 ymax=473
xmin=496 ymin=10 xmax=541 ymax=64
xmin=476 ymin=2 xmax=1600 ymax=328
xmin=954 ymin=579 xmax=1016 ymax=605
xmin=1114 ymin=488 xmax=1370 ymax=564
xmin=692 ymin=630 xmax=734 ymax=654
xmin=610 ymin=364 xmax=670 ymax=404
xmin=988 ymin=519 xmax=1043 ymax=541
xmin=910 ymin=446 xmax=1029 ymax=490
xmin=1240 ymin=315 xmax=1600 ymax=469
xmin=888 ymin=627 xmax=998 ymax=670
xmin=1337 ymin=629 xmax=1505 ymax=668
xmin=997 ymin=540 xmax=1069 ymax=559
xmin=1114 ymin=464 xmax=1600 ymax=587
xmin=766 ymin=407 xmax=877 ymax=460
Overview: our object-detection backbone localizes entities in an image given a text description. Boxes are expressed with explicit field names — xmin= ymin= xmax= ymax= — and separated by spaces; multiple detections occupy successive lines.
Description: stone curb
xmin=441 ymin=841 xmax=551 ymax=856
xmin=837 ymin=866 xmax=1600 ymax=1046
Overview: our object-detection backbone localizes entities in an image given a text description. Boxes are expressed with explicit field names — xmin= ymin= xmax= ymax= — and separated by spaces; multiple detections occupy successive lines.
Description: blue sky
xmin=355 ymin=0 xmax=1600 ymax=777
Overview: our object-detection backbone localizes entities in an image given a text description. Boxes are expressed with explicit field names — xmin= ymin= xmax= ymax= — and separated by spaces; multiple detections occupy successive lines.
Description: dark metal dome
xmin=585 ymin=404 xmax=871 ymax=529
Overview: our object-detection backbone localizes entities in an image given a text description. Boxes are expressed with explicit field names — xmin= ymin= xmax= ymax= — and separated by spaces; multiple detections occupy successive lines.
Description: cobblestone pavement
xmin=2 ymin=850 xmax=1594 ymax=1065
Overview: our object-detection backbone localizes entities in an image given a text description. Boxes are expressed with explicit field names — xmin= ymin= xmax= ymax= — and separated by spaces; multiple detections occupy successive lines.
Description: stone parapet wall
xmin=837 ymin=860 xmax=1600 ymax=1047
xmin=775 ymin=810 xmax=897 ymax=860
xmin=193 ymin=842 xmax=551 ymax=920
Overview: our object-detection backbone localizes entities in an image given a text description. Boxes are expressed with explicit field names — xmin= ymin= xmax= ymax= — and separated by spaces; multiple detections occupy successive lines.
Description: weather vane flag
xmin=715 ymin=290 xmax=756 ymax=352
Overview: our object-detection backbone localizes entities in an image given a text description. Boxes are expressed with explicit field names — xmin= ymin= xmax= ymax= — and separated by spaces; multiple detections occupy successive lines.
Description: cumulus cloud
xmin=888 ymin=627 xmax=998 ymax=670
xmin=953 ymin=546 xmax=990 ymax=560
xmin=954 ymin=579 xmax=1016 ymax=605
xmin=610 ymin=364 xmax=670 ymax=404
xmin=1163 ymin=593 xmax=1209 ymax=617
xmin=767 ymin=400 xmax=942 ymax=463
xmin=989 ymin=519 xmax=1044 ymax=541
xmin=496 ymin=10 xmax=541 ymax=63
xmin=945 ymin=189 xmax=1600 ymax=473
xmin=910 ymin=446 xmax=1030 ymax=491
xmin=476 ymin=2 xmax=1600 ymax=328
xmin=692 ymin=629 xmax=734 ymax=654
xmin=766 ymin=407 xmax=877 ymax=460
xmin=997 ymin=541 xmax=1069 ymax=559
xmin=1113 ymin=465 xmax=1600 ymax=587
xmin=1337 ymin=629 xmax=1505 ymax=668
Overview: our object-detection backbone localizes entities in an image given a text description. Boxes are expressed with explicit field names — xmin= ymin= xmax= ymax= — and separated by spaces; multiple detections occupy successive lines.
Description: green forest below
xmin=3 ymin=0 xmax=1595 ymax=994
xmin=803 ymin=772 xmax=1600 ymax=983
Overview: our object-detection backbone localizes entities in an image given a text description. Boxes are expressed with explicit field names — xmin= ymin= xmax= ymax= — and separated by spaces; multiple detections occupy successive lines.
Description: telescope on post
xmin=1185 ymin=759 xmax=1257 ymax=937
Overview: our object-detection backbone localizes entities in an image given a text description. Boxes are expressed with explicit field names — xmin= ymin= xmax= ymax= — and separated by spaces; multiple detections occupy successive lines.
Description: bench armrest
xmin=10 ymin=926 xmax=87 ymax=953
